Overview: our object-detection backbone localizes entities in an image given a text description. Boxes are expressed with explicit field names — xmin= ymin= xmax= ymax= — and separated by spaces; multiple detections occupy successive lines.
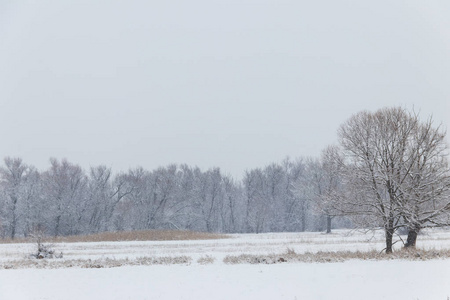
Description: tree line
xmin=0 ymin=156 xmax=349 ymax=239
xmin=1 ymin=107 xmax=449 ymax=253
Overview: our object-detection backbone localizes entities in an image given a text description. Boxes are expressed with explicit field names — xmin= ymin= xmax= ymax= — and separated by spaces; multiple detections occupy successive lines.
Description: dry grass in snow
xmin=1 ymin=256 xmax=192 ymax=269
xmin=0 ymin=230 xmax=229 ymax=244
xmin=223 ymin=247 xmax=450 ymax=264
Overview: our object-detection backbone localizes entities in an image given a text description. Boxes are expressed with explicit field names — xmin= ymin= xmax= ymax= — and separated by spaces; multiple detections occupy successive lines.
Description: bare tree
xmin=86 ymin=165 xmax=113 ymax=233
xmin=243 ymin=168 xmax=269 ymax=233
xmin=19 ymin=167 xmax=42 ymax=237
xmin=42 ymin=158 xmax=87 ymax=236
xmin=194 ymin=168 xmax=224 ymax=232
xmin=299 ymin=147 xmax=343 ymax=234
xmin=281 ymin=158 xmax=306 ymax=232
xmin=337 ymin=107 xmax=450 ymax=253
xmin=221 ymin=175 xmax=243 ymax=232
xmin=147 ymin=165 xmax=178 ymax=229
xmin=0 ymin=157 xmax=34 ymax=239
xmin=398 ymin=115 xmax=450 ymax=247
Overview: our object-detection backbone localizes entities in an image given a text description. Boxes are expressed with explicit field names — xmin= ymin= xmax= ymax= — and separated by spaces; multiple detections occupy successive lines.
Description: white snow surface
xmin=1 ymin=261 xmax=449 ymax=300
xmin=1 ymin=229 xmax=450 ymax=300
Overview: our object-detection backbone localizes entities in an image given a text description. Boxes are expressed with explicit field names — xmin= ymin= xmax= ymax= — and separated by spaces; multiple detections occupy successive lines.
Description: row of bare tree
xmin=0 ymin=156 xmax=348 ymax=239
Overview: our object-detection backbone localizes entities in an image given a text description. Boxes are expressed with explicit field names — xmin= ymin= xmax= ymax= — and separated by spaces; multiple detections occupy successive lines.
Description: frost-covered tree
xmin=243 ymin=168 xmax=269 ymax=233
xmin=298 ymin=148 xmax=343 ymax=234
xmin=86 ymin=165 xmax=114 ymax=232
xmin=243 ymin=159 xmax=318 ymax=233
xmin=42 ymin=158 xmax=88 ymax=236
xmin=17 ymin=166 xmax=42 ymax=237
xmin=396 ymin=115 xmax=450 ymax=247
xmin=221 ymin=175 xmax=244 ymax=232
xmin=337 ymin=107 xmax=450 ymax=252
xmin=280 ymin=158 xmax=307 ymax=232
xmin=194 ymin=167 xmax=225 ymax=232
xmin=148 ymin=165 xmax=179 ymax=229
xmin=0 ymin=157 xmax=39 ymax=238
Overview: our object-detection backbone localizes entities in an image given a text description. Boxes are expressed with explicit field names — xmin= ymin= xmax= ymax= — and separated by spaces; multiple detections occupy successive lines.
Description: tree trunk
xmin=404 ymin=226 xmax=420 ymax=248
xmin=300 ymin=204 xmax=306 ymax=232
xmin=385 ymin=229 xmax=393 ymax=254
xmin=326 ymin=215 xmax=332 ymax=234
xmin=385 ymin=221 xmax=394 ymax=254
xmin=10 ymin=196 xmax=18 ymax=240
xmin=11 ymin=210 xmax=17 ymax=240
xmin=55 ymin=215 xmax=61 ymax=237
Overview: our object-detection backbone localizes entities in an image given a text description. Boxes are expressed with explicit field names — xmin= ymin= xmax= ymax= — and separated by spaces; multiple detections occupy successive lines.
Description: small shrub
xmin=286 ymin=247 xmax=297 ymax=255
xmin=197 ymin=255 xmax=215 ymax=265
xmin=30 ymin=229 xmax=62 ymax=259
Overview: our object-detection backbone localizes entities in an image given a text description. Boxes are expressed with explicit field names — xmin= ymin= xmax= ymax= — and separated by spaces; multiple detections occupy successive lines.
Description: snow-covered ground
xmin=1 ymin=229 xmax=450 ymax=300
xmin=1 ymin=261 xmax=450 ymax=300
xmin=2 ymin=228 xmax=450 ymax=264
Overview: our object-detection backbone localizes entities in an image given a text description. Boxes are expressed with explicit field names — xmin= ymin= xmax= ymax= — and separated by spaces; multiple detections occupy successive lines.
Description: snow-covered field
xmin=1 ymin=229 xmax=450 ymax=300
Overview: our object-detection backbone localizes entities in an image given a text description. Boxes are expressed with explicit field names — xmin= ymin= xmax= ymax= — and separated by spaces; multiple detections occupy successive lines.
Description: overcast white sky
xmin=0 ymin=0 xmax=449 ymax=178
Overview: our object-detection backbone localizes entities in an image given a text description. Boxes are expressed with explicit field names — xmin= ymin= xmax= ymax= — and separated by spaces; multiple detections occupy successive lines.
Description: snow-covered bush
xmin=30 ymin=229 xmax=62 ymax=259
xmin=197 ymin=255 xmax=215 ymax=265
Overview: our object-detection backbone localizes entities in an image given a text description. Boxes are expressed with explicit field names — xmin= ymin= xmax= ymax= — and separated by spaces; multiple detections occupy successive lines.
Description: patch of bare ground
xmin=223 ymin=248 xmax=450 ymax=264
xmin=1 ymin=256 xmax=192 ymax=270
xmin=0 ymin=230 xmax=229 ymax=244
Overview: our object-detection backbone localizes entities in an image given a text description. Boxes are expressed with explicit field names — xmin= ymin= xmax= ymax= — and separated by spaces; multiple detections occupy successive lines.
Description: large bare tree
xmin=337 ymin=107 xmax=450 ymax=253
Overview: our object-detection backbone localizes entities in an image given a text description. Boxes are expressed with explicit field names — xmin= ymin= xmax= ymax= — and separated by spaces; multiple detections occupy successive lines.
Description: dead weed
xmin=1 ymin=255 xmax=192 ymax=270
xmin=223 ymin=248 xmax=450 ymax=265
xmin=0 ymin=230 xmax=229 ymax=244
